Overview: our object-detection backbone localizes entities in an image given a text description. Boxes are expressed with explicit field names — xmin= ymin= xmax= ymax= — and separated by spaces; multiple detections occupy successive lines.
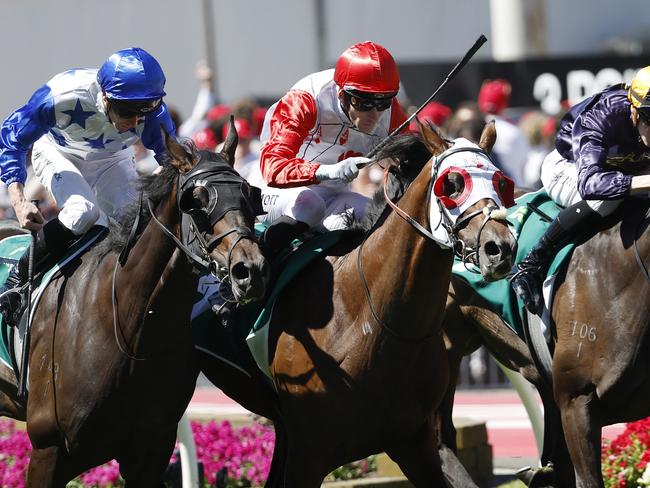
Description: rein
xmin=111 ymin=168 xmax=256 ymax=360
xmin=356 ymin=146 xmax=507 ymax=344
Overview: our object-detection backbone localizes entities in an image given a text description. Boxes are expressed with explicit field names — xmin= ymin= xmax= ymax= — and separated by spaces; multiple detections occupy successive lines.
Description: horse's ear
xmin=417 ymin=117 xmax=449 ymax=156
xmin=220 ymin=115 xmax=238 ymax=167
xmin=478 ymin=120 xmax=497 ymax=154
xmin=162 ymin=127 xmax=195 ymax=173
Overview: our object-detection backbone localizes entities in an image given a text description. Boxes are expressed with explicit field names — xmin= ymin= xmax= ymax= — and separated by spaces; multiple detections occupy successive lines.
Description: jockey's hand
xmin=8 ymin=183 xmax=44 ymax=232
xmin=631 ymin=174 xmax=650 ymax=194
xmin=315 ymin=157 xmax=369 ymax=183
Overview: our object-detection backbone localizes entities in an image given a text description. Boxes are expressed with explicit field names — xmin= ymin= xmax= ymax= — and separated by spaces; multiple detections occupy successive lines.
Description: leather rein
xmin=112 ymin=163 xmax=256 ymax=360
xmin=357 ymin=146 xmax=507 ymax=344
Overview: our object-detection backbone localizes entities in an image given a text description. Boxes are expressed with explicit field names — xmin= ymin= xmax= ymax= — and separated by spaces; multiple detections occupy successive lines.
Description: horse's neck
xmin=353 ymin=163 xmax=453 ymax=340
xmin=115 ymin=194 xmax=189 ymax=333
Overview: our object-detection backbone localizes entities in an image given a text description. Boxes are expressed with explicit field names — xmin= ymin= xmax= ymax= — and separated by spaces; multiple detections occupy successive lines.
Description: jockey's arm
xmin=140 ymin=102 xmax=177 ymax=164
xmin=259 ymin=90 xmax=321 ymax=188
xmin=0 ymin=83 xmax=56 ymax=230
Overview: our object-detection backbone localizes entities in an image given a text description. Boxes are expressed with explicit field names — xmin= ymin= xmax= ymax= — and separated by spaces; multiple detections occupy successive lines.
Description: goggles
xmin=109 ymin=98 xmax=162 ymax=118
xmin=344 ymin=89 xmax=395 ymax=112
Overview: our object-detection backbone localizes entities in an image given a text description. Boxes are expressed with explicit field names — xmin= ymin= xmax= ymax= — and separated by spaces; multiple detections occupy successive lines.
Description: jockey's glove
xmin=315 ymin=157 xmax=369 ymax=183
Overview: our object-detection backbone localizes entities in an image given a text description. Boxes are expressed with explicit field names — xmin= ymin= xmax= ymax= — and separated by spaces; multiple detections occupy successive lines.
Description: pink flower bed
xmin=0 ymin=418 xmax=274 ymax=487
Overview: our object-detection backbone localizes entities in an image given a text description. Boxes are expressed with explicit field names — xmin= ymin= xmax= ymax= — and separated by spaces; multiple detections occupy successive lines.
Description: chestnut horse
xmin=199 ymin=122 xmax=518 ymax=487
xmin=439 ymin=195 xmax=650 ymax=487
xmin=0 ymin=127 xmax=269 ymax=486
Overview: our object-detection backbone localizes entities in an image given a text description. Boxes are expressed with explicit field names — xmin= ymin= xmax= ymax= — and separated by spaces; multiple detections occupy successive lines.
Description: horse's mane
xmin=93 ymin=164 xmax=178 ymax=259
xmin=93 ymin=142 xmax=216 ymax=259
xmin=351 ymin=132 xmax=433 ymax=235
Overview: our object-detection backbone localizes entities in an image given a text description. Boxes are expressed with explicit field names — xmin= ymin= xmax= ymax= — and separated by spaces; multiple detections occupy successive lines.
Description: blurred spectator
xmin=221 ymin=118 xmax=261 ymax=183
xmin=178 ymin=61 xmax=218 ymax=138
xmin=518 ymin=110 xmax=556 ymax=189
xmin=478 ymin=79 xmax=531 ymax=187
xmin=192 ymin=103 xmax=230 ymax=150
xmin=409 ymin=102 xmax=453 ymax=133
xmin=445 ymin=101 xmax=484 ymax=142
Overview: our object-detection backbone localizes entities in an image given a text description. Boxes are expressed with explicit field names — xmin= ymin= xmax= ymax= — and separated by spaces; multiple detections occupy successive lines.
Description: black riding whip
xmin=17 ymin=200 xmax=40 ymax=404
xmin=358 ymin=34 xmax=488 ymax=169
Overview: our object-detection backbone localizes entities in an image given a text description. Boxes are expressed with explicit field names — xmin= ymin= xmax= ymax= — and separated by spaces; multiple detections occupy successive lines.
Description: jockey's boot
xmin=509 ymin=200 xmax=599 ymax=315
xmin=0 ymin=219 xmax=76 ymax=327
xmin=260 ymin=216 xmax=309 ymax=257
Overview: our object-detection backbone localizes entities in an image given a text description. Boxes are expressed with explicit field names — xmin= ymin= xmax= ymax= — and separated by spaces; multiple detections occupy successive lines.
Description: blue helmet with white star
xmin=97 ymin=47 xmax=166 ymax=101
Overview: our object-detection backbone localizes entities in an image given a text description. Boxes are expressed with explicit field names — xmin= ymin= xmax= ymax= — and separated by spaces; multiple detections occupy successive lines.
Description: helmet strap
xmin=338 ymin=90 xmax=352 ymax=120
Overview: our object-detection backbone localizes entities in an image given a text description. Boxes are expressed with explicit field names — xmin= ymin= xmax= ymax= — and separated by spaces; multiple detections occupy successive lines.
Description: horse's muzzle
xmin=230 ymin=257 xmax=270 ymax=302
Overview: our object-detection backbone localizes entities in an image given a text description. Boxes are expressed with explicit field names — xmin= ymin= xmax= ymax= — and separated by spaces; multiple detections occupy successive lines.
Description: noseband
xmin=358 ymin=145 xmax=509 ymax=344
xmin=113 ymin=157 xmax=261 ymax=359
xmin=384 ymin=145 xmax=509 ymax=264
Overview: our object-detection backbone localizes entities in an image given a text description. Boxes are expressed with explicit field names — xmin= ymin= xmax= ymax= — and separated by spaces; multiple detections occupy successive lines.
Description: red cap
xmin=192 ymin=127 xmax=219 ymax=150
xmin=409 ymin=102 xmax=452 ymax=132
xmin=334 ymin=41 xmax=399 ymax=95
xmin=206 ymin=104 xmax=231 ymax=122
xmin=478 ymin=79 xmax=512 ymax=115
xmin=222 ymin=118 xmax=252 ymax=141
xmin=252 ymin=106 xmax=268 ymax=136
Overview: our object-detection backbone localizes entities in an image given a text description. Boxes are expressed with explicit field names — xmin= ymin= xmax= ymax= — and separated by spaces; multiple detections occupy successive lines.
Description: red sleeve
xmin=259 ymin=90 xmax=321 ymax=188
xmin=389 ymin=99 xmax=408 ymax=132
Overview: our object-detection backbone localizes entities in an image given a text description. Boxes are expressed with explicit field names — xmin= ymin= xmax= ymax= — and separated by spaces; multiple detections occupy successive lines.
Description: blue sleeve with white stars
xmin=0 ymin=84 xmax=56 ymax=185
xmin=141 ymin=102 xmax=176 ymax=164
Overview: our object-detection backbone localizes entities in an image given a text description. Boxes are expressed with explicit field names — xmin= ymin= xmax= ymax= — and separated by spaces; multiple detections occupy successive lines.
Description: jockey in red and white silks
xmin=258 ymin=41 xmax=406 ymax=243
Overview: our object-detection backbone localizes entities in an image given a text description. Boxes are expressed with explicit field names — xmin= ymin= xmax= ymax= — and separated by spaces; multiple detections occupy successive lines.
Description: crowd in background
xmin=0 ymin=61 xmax=566 ymax=227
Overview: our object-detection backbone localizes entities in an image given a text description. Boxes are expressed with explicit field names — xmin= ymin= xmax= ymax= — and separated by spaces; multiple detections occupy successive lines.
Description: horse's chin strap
xmin=453 ymin=206 xmax=510 ymax=272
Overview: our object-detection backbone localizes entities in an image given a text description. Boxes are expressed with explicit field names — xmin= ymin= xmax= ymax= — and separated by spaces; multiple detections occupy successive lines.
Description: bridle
xmin=113 ymin=154 xmax=263 ymax=359
xmin=357 ymin=143 xmax=510 ymax=344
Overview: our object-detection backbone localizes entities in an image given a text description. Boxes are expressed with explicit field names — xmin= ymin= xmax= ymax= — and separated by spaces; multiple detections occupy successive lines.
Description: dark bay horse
xmin=200 ymin=122 xmax=518 ymax=487
xmin=0 ymin=126 xmax=269 ymax=486
xmin=439 ymin=196 xmax=650 ymax=487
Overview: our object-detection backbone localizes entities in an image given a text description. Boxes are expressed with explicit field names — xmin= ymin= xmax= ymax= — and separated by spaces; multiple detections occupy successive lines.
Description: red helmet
xmin=478 ymin=79 xmax=512 ymax=115
xmin=334 ymin=41 xmax=399 ymax=95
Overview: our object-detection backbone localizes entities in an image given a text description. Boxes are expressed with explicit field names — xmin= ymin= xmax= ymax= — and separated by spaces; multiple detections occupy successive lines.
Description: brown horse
xmin=0 ymin=126 xmax=269 ymax=486
xmin=199 ymin=122 xmax=518 ymax=487
xmin=438 ymin=195 xmax=650 ymax=487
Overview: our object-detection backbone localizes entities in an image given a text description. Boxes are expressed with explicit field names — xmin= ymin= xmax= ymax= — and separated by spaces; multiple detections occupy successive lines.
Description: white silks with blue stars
xmin=0 ymin=68 xmax=175 ymax=187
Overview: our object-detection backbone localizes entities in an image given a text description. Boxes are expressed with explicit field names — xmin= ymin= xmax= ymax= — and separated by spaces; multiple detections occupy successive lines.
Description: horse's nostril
xmin=231 ymin=262 xmax=251 ymax=283
xmin=484 ymin=241 xmax=501 ymax=257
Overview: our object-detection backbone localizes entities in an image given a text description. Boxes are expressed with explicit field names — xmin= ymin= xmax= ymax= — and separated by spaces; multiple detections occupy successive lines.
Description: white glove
xmin=314 ymin=157 xmax=369 ymax=182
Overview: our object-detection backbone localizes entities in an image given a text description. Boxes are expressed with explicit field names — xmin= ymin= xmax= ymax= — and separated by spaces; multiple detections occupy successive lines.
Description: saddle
xmin=191 ymin=225 xmax=347 ymax=383
xmin=452 ymin=189 xmax=576 ymax=338
xmin=0 ymin=227 xmax=106 ymax=378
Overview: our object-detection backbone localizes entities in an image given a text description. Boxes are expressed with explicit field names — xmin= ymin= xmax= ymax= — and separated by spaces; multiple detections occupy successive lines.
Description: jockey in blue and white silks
xmin=0 ymin=47 xmax=176 ymax=327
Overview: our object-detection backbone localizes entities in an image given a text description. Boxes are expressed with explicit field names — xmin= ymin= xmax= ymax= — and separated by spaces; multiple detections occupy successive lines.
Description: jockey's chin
xmin=348 ymin=108 xmax=382 ymax=134
xmin=112 ymin=116 xmax=140 ymax=133
xmin=638 ymin=120 xmax=650 ymax=147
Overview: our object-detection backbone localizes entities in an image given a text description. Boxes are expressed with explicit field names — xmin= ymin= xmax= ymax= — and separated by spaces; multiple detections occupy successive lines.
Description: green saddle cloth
xmin=451 ymin=189 xmax=575 ymax=337
xmin=191 ymin=224 xmax=346 ymax=372
xmin=0 ymin=235 xmax=31 ymax=368
xmin=0 ymin=227 xmax=105 ymax=370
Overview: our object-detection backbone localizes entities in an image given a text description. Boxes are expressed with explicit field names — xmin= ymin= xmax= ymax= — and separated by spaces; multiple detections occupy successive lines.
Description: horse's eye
xmin=192 ymin=186 xmax=210 ymax=208
xmin=443 ymin=172 xmax=465 ymax=199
